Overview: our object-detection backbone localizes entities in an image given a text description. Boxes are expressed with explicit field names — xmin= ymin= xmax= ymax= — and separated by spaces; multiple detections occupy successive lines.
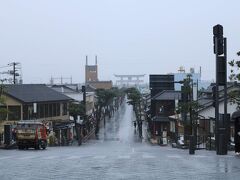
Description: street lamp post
xmin=78 ymin=85 xmax=87 ymax=145
xmin=103 ymin=107 xmax=106 ymax=140
xmin=213 ymin=24 xmax=228 ymax=155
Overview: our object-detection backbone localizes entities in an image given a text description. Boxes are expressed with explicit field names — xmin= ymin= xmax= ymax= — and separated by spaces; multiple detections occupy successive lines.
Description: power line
xmin=0 ymin=65 xmax=11 ymax=69
xmin=0 ymin=62 xmax=23 ymax=84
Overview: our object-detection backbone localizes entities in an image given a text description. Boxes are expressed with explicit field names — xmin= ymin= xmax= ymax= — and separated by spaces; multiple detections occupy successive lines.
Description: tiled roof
xmin=50 ymin=85 xmax=77 ymax=93
xmin=4 ymin=84 xmax=72 ymax=103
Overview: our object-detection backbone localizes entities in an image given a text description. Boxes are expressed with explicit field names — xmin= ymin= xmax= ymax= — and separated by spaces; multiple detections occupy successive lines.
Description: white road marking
xmin=132 ymin=148 xmax=135 ymax=153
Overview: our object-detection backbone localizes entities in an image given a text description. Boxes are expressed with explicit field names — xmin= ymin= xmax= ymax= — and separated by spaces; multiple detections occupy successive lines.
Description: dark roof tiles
xmin=5 ymin=84 xmax=72 ymax=103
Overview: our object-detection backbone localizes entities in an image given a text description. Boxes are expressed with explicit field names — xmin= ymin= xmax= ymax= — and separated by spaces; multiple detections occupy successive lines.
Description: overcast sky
xmin=0 ymin=0 xmax=239 ymax=84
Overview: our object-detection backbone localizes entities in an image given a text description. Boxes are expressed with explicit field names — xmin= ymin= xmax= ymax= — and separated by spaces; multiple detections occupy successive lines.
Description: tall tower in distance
xmin=85 ymin=55 xmax=98 ymax=82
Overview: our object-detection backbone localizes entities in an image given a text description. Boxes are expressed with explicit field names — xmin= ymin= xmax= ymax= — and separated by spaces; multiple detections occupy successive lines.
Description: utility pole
xmin=181 ymin=80 xmax=190 ymax=143
xmin=11 ymin=62 xmax=19 ymax=84
xmin=8 ymin=62 xmax=20 ymax=84
xmin=13 ymin=62 xmax=16 ymax=84
xmin=188 ymin=76 xmax=193 ymax=136
xmin=194 ymin=80 xmax=198 ymax=148
xmin=189 ymin=77 xmax=196 ymax=154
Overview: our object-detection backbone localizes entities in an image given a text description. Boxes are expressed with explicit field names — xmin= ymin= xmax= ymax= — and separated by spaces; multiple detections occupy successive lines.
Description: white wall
xmin=65 ymin=93 xmax=83 ymax=102
xmin=199 ymin=101 xmax=238 ymax=119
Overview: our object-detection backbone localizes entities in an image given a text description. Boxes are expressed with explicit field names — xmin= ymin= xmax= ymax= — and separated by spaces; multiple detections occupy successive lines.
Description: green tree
xmin=69 ymin=102 xmax=85 ymax=120
xmin=125 ymin=87 xmax=141 ymax=106
xmin=125 ymin=87 xmax=142 ymax=138
xmin=175 ymin=76 xmax=201 ymax=143
xmin=176 ymin=77 xmax=200 ymax=115
xmin=95 ymin=88 xmax=118 ymax=136
xmin=228 ymin=51 xmax=240 ymax=108
xmin=0 ymin=83 xmax=7 ymax=120
xmin=69 ymin=101 xmax=85 ymax=143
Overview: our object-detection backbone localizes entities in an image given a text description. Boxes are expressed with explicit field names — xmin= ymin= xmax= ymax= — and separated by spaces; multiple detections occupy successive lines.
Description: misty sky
xmin=0 ymin=0 xmax=240 ymax=84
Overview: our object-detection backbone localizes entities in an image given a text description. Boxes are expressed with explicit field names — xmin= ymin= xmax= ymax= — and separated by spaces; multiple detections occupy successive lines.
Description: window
xmin=53 ymin=103 xmax=56 ymax=117
xmin=56 ymin=103 xmax=60 ymax=116
xmin=48 ymin=104 xmax=52 ymax=117
xmin=27 ymin=105 xmax=34 ymax=120
xmin=0 ymin=106 xmax=7 ymax=120
xmin=45 ymin=104 xmax=49 ymax=118
xmin=8 ymin=106 xmax=21 ymax=120
xmin=40 ymin=104 xmax=45 ymax=118
xmin=63 ymin=103 xmax=68 ymax=115
xmin=37 ymin=104 xmax=40 ymax=119
xmin=23 ymin=105 xmax=28 ymax=120
xmin=159 ymin=106 xmax=164 ymax=114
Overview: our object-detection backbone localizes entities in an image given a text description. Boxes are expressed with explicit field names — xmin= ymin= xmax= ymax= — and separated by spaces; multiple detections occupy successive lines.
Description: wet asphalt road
xmin=0 ymin=103 xmax=240 ymax=180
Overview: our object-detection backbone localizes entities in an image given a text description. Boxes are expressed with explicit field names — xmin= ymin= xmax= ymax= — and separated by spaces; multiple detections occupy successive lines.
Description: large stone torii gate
xmin=114 ymin=74 xmax=145 ymax=87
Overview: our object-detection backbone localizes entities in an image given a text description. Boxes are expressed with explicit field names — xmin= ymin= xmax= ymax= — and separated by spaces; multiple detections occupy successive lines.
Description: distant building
xmin=85 ymin=57 xmax=98 ymax=82
xmin=169 ymin=67 xmax=211 ymax=91
xmin=114 ymin=74 xmax=145 ymax=88
xmin=50 ymin=84 xmax=96 ymax=116
xmin=0 ymin=84 xmax=73 ymax=145
xmin=148 ymin=73 xmax=208 ymax=142
xmin=87 ymin=81 xmax=112 ymax=90
xmin=0 ymin=84 xmax=72 ymax=122
xmin=50 ymin=84 xmax=83 ymax=103
xmin=169 ymin=82 xmax=240 ymax=146
xmin=85 ymin=56 xmax=112 ymax=89
xmin=149 ymin=74 xmax=174 ymax=97
xmin=149 ymin=75 xmax=175 ymax=139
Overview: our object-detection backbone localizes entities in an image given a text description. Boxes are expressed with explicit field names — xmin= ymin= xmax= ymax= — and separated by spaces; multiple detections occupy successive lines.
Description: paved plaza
xmin=0 ymin=104 xmax=240 ymax=180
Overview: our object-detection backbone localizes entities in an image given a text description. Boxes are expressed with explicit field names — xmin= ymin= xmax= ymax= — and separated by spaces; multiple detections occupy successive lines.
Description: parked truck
xmin=16 ymin=121 xmax=47 ymax=150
